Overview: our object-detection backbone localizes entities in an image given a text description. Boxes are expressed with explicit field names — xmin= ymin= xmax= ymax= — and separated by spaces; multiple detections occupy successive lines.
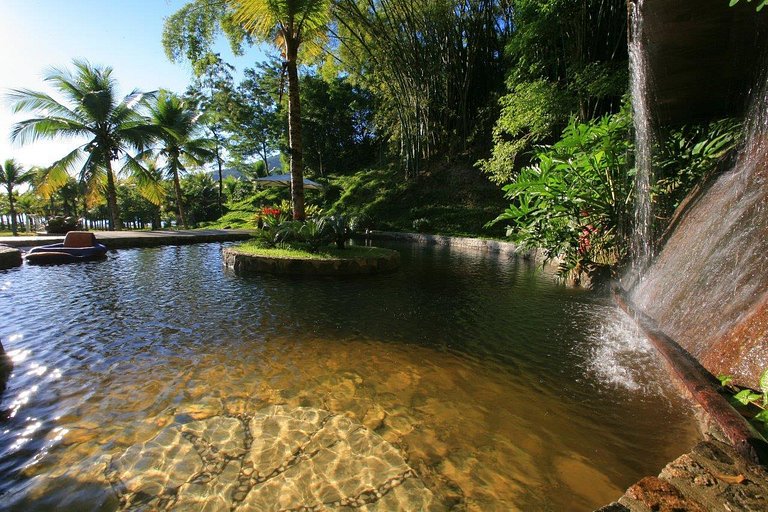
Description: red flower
xmin=578 ymin=224 xmax=597 ymax=255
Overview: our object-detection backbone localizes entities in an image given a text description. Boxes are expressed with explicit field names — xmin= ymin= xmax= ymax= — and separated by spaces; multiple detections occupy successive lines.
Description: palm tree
xmin=144 ymin=90 xmax=213 ymax=228
xmin=9 ymin=60 xmax=156 ymax=230
xmin=233 ymin=0 xmax=331 ymax=220
xmin=1 ymin=159 xmax=36 ymax=235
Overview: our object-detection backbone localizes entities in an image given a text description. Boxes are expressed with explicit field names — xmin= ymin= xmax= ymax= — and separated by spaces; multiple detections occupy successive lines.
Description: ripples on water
xmin=0 ymin=242 xmax=698 ymax=511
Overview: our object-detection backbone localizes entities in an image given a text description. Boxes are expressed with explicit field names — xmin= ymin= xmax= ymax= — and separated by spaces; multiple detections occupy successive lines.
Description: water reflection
xmin=0 ymin=242 xmax=698 ymax=510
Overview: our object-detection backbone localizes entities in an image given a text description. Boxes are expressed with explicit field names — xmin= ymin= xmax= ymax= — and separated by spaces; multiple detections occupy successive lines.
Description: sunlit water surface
xmin=0 ymin=242 xmax=698 ymax=511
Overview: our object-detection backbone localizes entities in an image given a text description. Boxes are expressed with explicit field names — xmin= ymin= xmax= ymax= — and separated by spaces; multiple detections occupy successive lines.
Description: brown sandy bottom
xmin=9 ymin=337 xmax=698 ymax=511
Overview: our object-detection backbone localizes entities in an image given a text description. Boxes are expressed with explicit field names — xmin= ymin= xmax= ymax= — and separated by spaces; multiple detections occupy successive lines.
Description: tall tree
xmin=184 ymin=53 xmax=236 ymax=218
xmin=332 ymin=0 xmax=513 ymax=177
xmin=165 ymin=0 xmax=331 ymax=220
xmin=9 ymin=60 xmax=156 ymax=230
xmin=1 ymin=159 xmax=35 ymax=235
xmin=144 ymin=90 xmax=213 ymax=228
xmin=233 ymin=0 xmax=331 ymax=220
xmin=225 ymin=62 xmax=283 ymax=176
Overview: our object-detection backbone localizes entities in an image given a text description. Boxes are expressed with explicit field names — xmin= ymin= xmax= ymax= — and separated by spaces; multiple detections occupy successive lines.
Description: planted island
xmin=223 ymin=211 xmax=399 ymax=276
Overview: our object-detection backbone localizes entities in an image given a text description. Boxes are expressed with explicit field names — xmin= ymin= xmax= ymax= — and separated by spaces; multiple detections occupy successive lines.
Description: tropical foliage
xmin=728 ymin=0 xmax=768 ymax=12
xmin=719 ymin=368 xmax=768 ymax=430
xmin=479 ymin=0 xmax=628 ymax=185
xmin=332 ymin=0 xmax=513 ymax=176
xmin=144 ymin=90 xmax=213 ymax=228
xmin=653 ymin=118 xmax=742 ymax=224
xmin=9 ymin=60 xmax=157 ymax=230
xmin=1 ymin=159 xmax=36 ymax=235
xmin=490 ymin=107 xmax=634 ymax=279
xmin=165 ymin=0 xmax=332 ymax=220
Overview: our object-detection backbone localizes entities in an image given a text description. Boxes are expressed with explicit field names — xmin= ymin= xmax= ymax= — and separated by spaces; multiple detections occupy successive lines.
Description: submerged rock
xmin=107 ymin=405 xmax=441 ymax=511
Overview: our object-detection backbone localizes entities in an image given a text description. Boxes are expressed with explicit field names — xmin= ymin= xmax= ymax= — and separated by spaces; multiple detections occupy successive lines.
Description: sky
xmin=0 ymin=0 xmax=267 ymax=169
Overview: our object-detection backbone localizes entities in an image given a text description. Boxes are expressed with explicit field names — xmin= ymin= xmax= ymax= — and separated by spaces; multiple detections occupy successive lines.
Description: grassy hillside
xmin=203 ymin=160 xmax=509 ymax=238
xmin=326 ymin=160 xmax=508 ymax=237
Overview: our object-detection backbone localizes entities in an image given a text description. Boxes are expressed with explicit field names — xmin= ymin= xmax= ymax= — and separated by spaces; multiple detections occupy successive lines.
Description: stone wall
xmin=0 ymin=245 xmax=22 ymax=269
xmin=222 ymin=248 xmax=400 ymax=276
xmin=598 ymin=440 xmax=768 ymax=512
xmin=361 ymin=231 xmax=533 ymax=258
xmin=642 ymin=0 xmax=768 ymax=123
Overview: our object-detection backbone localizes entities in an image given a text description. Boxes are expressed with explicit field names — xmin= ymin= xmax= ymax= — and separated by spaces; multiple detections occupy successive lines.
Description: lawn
xmin=234 ymin=241 xmax=394 ymax=260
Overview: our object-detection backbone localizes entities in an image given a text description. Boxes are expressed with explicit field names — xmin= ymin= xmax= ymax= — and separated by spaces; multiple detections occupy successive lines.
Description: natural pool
xmin=0 ymin=242 xmax=698 ymax=511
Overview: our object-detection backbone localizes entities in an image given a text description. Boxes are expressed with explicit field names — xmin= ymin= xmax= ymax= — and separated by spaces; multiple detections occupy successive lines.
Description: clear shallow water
xmin=0 ymin=242 xmax=698 ymax=511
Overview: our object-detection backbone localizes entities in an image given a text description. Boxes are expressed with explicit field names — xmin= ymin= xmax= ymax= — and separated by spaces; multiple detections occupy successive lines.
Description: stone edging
xmin=100 ymin=232 xmax=252 ymax=249
xmin=0 ymin=245 xmax=22 ymax=269
xmin=597 ymin=440 xmax=768 ymax=512
xmin=360 ymin=230 xmax=535 ymax=256
xmin=222 ymin=247 xmax=400 ymax=276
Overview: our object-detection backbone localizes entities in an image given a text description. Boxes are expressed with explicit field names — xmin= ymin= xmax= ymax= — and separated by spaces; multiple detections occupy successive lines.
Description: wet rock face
xmin=631 ymin=111 xmax=768 ymax=389
xmin=108 ymin=405 xmax=439 ymax=511
xmin=603 ymin=440 xmax=768 ymax=512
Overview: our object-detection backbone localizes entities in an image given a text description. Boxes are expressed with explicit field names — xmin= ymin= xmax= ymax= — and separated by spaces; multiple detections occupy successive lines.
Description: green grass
xmin=203 ymin=158 xmax=510 ymax=238
xmin=0 ymin=231 xmax=38 ymax=237
xmin=325 ymin=160 xmax=509 ymax=237
xmin=234 ymin=241 xmax=394 ymax=260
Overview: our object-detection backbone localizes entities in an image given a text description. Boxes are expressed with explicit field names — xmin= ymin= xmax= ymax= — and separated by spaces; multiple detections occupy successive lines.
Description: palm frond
xmin=42 ymin=64 xmax=87 ymax=105
xmin=78 ymin=152 xmax=108 ymax=206
xmin=7 ymin=89 xmax=83 ymax=122
xmin=122 ymin=154 xmax=166 ymax=205
xmin=35 ymin=152 xmax=81 ymax=198
xmin=120 ymin=123 xmax=161 ymax=152
xmin=232 ymin=0 xmax=281 ymax=40
xmin=10 ymin=117 xmax=92 ymax=145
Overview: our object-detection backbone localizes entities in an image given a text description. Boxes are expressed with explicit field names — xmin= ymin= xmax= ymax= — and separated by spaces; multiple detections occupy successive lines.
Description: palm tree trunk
xmin=262 ymin=141 xmax=270 ymax=176
xmin=172 ymin=167 xmax=187 ymax=229
xmin=7 ymin=188 xmax=18 ymax=236
xmin=212 ymin=128 xmax=224 ymax=218
xmin=105 ymin=160 xmax=122 ymax=231
xmin=286 ymin=38 xmax=305 ymax=221
xmin=153 ymin=206 xmax=161 ymax=230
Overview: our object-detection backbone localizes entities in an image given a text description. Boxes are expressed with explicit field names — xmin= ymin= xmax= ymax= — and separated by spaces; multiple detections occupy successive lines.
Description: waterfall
xmin=626 ymin=0 xmax=656 ymax=285
xmin=629 ymin=56 xmax=768 ymax=388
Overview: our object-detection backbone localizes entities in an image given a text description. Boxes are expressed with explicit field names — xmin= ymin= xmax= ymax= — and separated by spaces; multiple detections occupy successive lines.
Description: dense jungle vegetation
xmin=4 ymin=0 xmax=742 ymax=279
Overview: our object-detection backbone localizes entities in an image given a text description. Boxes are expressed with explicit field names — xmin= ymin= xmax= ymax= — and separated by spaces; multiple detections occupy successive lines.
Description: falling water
xmin=630 ymin=55 xmax=768 ymax=387
xmin=627 ymin=0 xmax=655 ymax=283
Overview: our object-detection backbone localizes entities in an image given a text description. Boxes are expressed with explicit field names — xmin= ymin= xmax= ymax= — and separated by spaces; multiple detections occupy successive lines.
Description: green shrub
xmin=324 ymin=215 xmax=351 ymax=249
xmin=349 ymin=213 xmax=374 ymax=234
xmin=653 ymin=118 xmax=742 ymax=223
xmin=412 ymin=218 xmax=432 ymax=233
xmin=718 ymin=368 xmax=768 ymax=433
xmin=46 ymin=216 xmax=82 ymax=234
xmin=490 ymin=106 xmax=633 ymax=278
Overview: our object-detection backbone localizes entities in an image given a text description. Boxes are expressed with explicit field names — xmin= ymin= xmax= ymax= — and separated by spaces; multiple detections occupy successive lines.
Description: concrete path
xmin=0 ymin=229 xmax=253 ymax=249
